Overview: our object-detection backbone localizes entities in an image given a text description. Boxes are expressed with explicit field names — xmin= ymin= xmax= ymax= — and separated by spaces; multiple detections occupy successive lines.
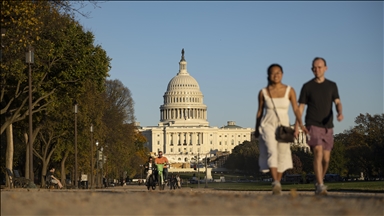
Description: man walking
xmin=297 ymin=57 xmax=343 ymax=195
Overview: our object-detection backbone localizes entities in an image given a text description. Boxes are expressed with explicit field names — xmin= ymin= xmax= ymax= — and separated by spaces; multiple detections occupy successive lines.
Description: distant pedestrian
xmin=297 ymin=57 xmax=343 ymax=195
xmin=47 ymin=167 xmax=63 ymax=189
xmin=144 ymin=156 xmax=155 ymax=186
xmin=255 ymin=63 xmax=307 ymax=195
xmin=169 ymin=175 xmax=176 ymax=189
xmin=176 ymin=175 xmax=181 ymax=188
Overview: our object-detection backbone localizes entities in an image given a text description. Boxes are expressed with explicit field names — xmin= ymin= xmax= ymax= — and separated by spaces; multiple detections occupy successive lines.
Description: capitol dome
xmin=159 ymin=49 xmax=209 ymax=127
xmin=166 ymin=74 xmax=200 ymax=91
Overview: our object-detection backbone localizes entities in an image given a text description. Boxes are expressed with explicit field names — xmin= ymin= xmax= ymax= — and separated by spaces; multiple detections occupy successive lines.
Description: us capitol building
xmin=137 ymin=49 xmax=254 ymax=163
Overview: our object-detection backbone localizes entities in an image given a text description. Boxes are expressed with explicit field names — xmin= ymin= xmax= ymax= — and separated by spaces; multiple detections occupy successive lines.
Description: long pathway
xmin=1 ymin=185 xmax=383 ymax=215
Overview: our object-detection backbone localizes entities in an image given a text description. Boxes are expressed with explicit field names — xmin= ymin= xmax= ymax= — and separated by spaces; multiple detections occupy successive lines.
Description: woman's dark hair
xmin=148 ymin=156 xmax=153 ymax=160
xmin=267 ymin=64 xmax=283 ymax=85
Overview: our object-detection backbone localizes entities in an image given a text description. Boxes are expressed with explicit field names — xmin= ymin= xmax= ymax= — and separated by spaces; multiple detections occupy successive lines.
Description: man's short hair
xmin=312 ymin=57 xmax=327 ymax=66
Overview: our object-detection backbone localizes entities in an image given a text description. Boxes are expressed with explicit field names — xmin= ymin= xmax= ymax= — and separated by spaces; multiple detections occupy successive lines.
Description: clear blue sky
xmin=75 ymin=1 xmax=383 ymax=135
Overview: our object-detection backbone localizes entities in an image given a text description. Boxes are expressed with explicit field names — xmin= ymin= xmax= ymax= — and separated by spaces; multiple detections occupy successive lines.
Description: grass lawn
xmin=184 ymin=181 xmax=384 ymax=192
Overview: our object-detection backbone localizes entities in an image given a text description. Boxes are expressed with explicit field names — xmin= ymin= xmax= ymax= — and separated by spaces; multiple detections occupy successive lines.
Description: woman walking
xmin=254 ymin=64 xmax=307 ymax=195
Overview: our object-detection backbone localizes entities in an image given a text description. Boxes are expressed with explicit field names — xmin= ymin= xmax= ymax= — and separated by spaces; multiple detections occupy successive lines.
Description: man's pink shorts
xmin=306 ymin=125 xmax=334 ymax=151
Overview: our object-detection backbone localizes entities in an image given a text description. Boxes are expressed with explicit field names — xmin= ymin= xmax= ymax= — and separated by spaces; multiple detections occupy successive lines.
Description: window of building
xmin=210 ymin=140 xmax=212 ymax=144
xmin=171 ymin=148 xmax=173 ymax=152
xmin=231 ymin=140 xmax=234 ymax=145
xmin=178 ymin=133 xmax=181 ymax=145
xmin=219 ymin=141 xmax=222 ymax=145
xmin=157 ymin=141 xmax=160 ymax=145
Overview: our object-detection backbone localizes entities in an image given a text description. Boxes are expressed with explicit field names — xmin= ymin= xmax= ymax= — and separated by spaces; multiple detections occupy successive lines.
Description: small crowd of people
xmin=144 ymin=151 xmax=181 ymax=189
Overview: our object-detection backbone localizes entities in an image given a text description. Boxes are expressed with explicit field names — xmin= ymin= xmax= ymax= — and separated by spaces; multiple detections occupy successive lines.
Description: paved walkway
xmin=1 ymin=185 xmax=383 ymax=215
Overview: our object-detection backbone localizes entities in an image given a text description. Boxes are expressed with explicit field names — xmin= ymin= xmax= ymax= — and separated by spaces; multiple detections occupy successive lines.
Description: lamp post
xmin=95 ymin=140 xmax=99 ymax=188
xmin=197 ymin=151 xmax=200 ymax=189
xmin=26 ymin=45 xmax=36 ymax=187
xmin=90 ymin=124 xmax=94 ymax=189
xmin=103 ymin=145 xmax=108 ymax=187
xmin=74 ymin=100 xmax=78 ymax=188
xmin=1 ymin=28 xmax=6 ymax=61
xmin=139 ymin=165 xmax=143 ymax=185
xmin=100 ymin=146 xmax=104 ymax=188
xmin=205 ymin=153 xmax=208 ymax=188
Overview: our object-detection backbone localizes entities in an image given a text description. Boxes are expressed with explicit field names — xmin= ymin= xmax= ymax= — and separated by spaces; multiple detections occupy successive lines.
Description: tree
xmin=291 ymin=146 xmax=313 ymax=174
xmin=342 ymin=113 xmax=384 ymax=178
xmin=99 ymin=79 xmax=148 ymax=181
xmin=329 ymin=134 xmax=348 ymax=176
xmin=286 ymin=153 xmax=303 ymax=174
xmin=1 ymin=1 xmax=110 ymax=184
xmin=224 ymin=140 xmax=259 ymax=175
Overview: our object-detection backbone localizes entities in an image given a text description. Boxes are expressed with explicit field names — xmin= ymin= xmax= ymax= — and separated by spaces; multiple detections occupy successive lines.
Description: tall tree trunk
xmin=5 ymin=124 xmax=13 ymax=188
xmin=40 ymin=160 xmax=48 ymax=188
xmin=24 ymin=132 xmax=29 ymax=179
xmin=61 ymin=150 xmax=69 ymax=187
xmin=24 ymin=126 xmax=41 ymax=181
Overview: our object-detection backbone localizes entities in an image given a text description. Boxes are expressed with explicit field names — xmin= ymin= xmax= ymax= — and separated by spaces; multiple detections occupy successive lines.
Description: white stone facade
xmin=291 ymin=129 xmax=311 ymax=152
xmin=138 ymin=49 xmax=253 ymax=163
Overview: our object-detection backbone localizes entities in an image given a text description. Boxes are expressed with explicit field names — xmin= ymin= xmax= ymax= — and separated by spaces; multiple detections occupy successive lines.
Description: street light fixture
xmin=1 ymin=28 xmax=5 ymax=37
xmin=205 ymin=153 xmax=208 ymax=188
xmin=73 ymin=100 xmax=78 ymax=188
xmin=197 ymin=151 xmax=200 ymax=189
xmin=1 ymin=28 xmax=6 ymax=61
xmin=100 ymin=146 xmax=104 ymax=188
xmin=95 ymin=140 xmax=99 ymax=188
xmin=90 ymin=124 xmax=94 ymax=189
xmin=26 ymin=45 xmax=36 ymax=188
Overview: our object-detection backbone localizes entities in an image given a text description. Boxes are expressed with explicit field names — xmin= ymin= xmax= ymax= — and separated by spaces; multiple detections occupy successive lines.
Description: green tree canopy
xmin=224 ymin=140 xmax=259 ymax=175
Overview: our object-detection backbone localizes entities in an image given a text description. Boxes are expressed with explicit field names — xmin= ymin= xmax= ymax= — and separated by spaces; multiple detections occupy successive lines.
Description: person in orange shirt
xmin=155 ymin=151 xmax=169 ymax=183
